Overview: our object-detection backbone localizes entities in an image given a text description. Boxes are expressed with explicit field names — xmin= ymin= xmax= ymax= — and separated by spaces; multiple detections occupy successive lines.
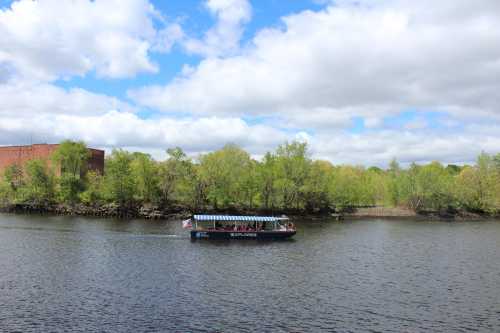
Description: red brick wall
xmin=0 ymin=144 xmax=104 ymax=175
xmin=87 ymin=148 xmax=105 ymax=175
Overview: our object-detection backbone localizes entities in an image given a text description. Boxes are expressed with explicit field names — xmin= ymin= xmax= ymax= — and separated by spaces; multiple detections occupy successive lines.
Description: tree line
xmin=1 ymin=140 xmax=499 ymax=214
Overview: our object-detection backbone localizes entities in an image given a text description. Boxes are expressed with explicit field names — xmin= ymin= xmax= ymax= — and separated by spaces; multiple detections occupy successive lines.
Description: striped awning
xmin=193 ymin=215 xmax=286 ymax=222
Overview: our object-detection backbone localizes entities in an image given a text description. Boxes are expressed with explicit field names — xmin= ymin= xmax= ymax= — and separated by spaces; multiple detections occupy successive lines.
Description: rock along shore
xmin=0 ymin=203 xmax=497 ymax=221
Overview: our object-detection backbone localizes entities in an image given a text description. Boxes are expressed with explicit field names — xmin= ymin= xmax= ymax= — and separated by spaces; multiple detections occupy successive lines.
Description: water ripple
xmin=0 ymin=214 xmax=499 ymax=332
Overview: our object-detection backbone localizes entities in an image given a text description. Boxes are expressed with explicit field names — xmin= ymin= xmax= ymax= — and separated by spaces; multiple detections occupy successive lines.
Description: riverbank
xmin=0 ymin=202 xmax=190 ymax=220
xmin=342 ymin=206 xmax=495 ymax=220
xmin=0 ymin=202 xmax=497 ymax=221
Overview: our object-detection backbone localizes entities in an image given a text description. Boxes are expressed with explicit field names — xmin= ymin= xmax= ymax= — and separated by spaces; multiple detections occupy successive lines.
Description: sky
xmin=0 ymin=0 xmax=499 ymax=166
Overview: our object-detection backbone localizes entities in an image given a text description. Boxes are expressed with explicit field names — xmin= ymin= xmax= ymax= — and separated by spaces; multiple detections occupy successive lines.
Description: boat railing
xmin=186 ymin=215 xmax=294 ymax=232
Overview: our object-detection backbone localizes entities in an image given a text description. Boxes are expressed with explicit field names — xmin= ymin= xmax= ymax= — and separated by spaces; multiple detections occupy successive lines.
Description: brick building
xmin=0 ymin=144 xmax=105 ymax=176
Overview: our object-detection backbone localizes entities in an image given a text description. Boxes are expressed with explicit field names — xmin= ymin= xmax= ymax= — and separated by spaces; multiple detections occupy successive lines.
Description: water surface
xmin=1 ymin=214 xmax=499 ymax=332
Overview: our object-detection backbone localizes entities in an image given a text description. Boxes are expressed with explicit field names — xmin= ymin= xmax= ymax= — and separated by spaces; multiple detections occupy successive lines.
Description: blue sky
xmin=0 ymin=0 xmax=499 ymax=165
xmin=53 ymin=0 xmax=325 ymax=99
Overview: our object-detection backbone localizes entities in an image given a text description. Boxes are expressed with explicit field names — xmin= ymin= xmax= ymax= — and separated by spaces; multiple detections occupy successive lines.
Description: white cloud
xmin=0 ymin=80 xmax=134 ymax=117
xmin=130 ymin=0 xmax=500 ymax=125
xmin=183 ymin=0 xmax=252 ymax=57
xmin=1 ymin=0 xmax=500 ymax=165
xmin=0 ymin=0 xmax=182 ymax=80
xmin=1 ymin=77 xmax=499 ymax=165
xmin=0 ymin=73 xmax=286 ymax=155
xmin=310 ymin=128 xmax=500 ymax=166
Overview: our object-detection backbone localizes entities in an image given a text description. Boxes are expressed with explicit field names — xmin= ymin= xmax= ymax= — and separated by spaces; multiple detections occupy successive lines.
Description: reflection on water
xmin=0 ymin=214 xmax=499 ymax=332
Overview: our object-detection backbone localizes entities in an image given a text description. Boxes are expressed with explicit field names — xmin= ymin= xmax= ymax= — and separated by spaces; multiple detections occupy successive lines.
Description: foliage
xmin=17 ymin=159 xmax=55 ymax=204
xmin=52 ymin=140 xmax=90 ymax=177
xmin=3 ymin=164 xmax=24 ymax=191
xmin=79 ymin=171 xmax=104 ymax=204
xmin=0 ymin=140 xmax=498 ymax=214
xmin=158 ymin=147 xmax=196 ymax=207
xmin=0 ymin=178 xmax=13 ymax=205
xmin=131 ymin=152 xmax=159 ymax=203
xmin=198 ymin=144 xmax=253 ymax=208
xmin=455 ymin=153 xmax=499 ymax=213
xmin=52 ymin=140 xmax=90 ymax=203
xmin=102 ymin=150 xmax=136 ymax=205
xmin=274 ymin=141 xmax=310 ymax=209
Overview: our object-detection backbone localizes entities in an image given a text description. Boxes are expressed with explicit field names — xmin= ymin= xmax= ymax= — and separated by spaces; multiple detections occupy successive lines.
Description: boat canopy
xmin=193 ymin=215 xmax=287 ymax=222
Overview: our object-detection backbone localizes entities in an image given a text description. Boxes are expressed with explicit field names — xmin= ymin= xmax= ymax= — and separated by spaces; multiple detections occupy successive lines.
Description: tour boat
xmin=183 ymin=215 xmax=296 ymax=240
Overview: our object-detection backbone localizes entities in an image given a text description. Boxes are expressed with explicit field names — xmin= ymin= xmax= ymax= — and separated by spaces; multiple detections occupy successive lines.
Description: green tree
xmin=18 ymin=159 xmax=55 ymax=204
xmin=329 ymin=165 xmax=366 ymax=209
xmin=158 ymin=147 xmax=196 ymax=206
xmin=239 ymin=159 xmax=259 ymax=209
xmin=3 ymin=164 xmax=24 ymax=191
xmin=52 ymin=140 xmax=90 ymax=177
xmin=274 ymin=141 xmax=311 ymax=209
xmin=417 ymin=162 xmax=453 ymax=211
xmin=52 ymin=140 xmax=90 ymax=203
xmin=257 ymin=152 xmax=278 ymax=209
xmin=303 ymin=160 xmax=333 ymax=211
xmin=365 ymin=167 xmax=390 ymax=206
xmin=198 ymin=144 xmax=253 ymax=208
xmin=79 ymin=171 xmax=104 ymax=204
xmin=388 ymin=158 xmax=403 ymax=206
xmin=103 ymin=150 xmax=136 ymax=205
xmin=131 ymin=152 xmax=159 ymax=203
xmin=0 ymin=178 xmax=13 ymax=205
xmin=456 ymin=153 xmax=497 ymax=212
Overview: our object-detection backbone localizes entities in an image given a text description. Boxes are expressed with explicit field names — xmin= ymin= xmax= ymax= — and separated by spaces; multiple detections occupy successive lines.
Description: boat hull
xmin=190 ymin=230 xmax=296 ymax=240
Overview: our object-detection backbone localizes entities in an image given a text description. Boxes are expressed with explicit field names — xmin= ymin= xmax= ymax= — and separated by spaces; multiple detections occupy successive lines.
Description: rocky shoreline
xmin=0 ymin=203 xmax=497 ymax=221
xmin=0 ymin=203 xmax=190 ymax=220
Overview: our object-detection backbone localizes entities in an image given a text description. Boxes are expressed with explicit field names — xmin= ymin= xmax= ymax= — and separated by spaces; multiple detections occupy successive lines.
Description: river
xmin=0 ymin=214 xmax=499 ymax=332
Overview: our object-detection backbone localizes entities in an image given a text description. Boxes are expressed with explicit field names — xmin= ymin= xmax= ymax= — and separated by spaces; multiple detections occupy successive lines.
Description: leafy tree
xmin=239 ymin=159 xmax=259 ymax=209
xmin=52 ymin=140 xmax=90 ymax=203
xmin=131 ymin=152 xmax=159 ymax=203
xmin=446 ymin=164 xmax=462 ymax=175
xmin=159 ymin=147 xmax=195 ymax=206
xmin=257 ymin=152 xmax=278 ymax=209
xmin=18 ymin=159 xmax=55 ymax=204
xmin=3 ymin=164 xmax=24 ymax=191
xmin=416 ymin=162 xmax=453 ymax=211
xmin=58 ymin=173 xmax=85 ymax=203
xmin=274 ymin=141 xmax=311 ymax=209
xmin=103 ymin=150 xmax=136 ymax=205
xmin=198 ymin=144 xmax=253 ymax=208
xmin=455 ymin=153 xmax=497 ymax=213
xmin=388 ymin=158 xmax=403 ymax=206
xmin=365 ymin=167 xmax=390 ymax=206
xmin=79 ymin=171 xmax=104 ymax=204
xmin=52 ymin=140 xmax=90 ymax=177
xmin=329 ymin=166 xmax=366 ymax=209
xmin=493 ymin=153 xmax=500 ymax=171
xmin=0 ymin=178 xmax=13 ymax=205
xmin=303 ymin=160 xmax=333 ymax=211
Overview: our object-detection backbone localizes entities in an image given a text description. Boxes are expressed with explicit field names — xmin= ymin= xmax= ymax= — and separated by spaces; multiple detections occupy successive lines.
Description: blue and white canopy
xmin=193 ymin=215 xmax=287 ymax=222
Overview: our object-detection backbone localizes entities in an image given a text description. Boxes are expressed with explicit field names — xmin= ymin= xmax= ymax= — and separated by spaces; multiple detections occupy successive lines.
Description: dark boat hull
xmin=190 ymin=230 xmax=296 ymax=240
